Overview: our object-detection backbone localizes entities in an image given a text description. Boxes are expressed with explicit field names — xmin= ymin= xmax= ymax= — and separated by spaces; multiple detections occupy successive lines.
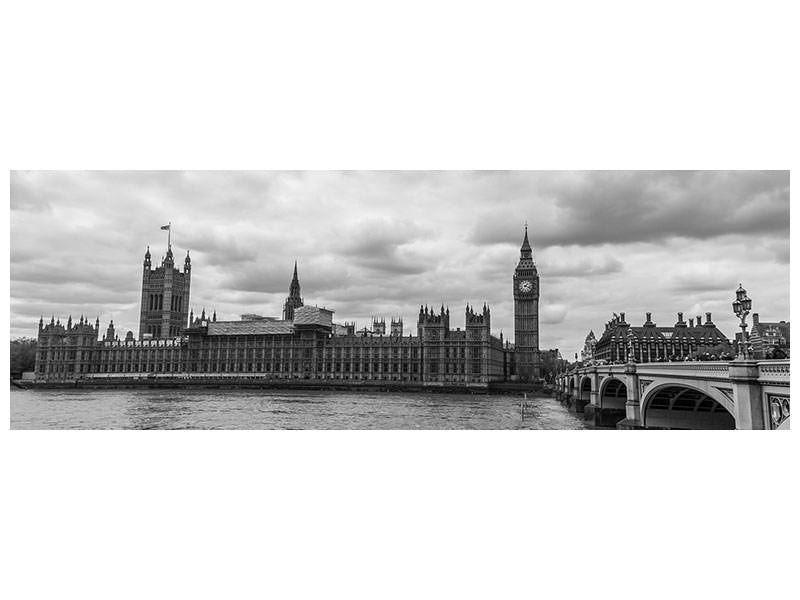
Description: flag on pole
xmin=160 ymin=224 xmax=171 ymax=230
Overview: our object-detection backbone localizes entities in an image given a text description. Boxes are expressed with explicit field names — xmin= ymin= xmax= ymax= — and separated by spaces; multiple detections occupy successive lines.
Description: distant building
xmin=594 ymin=311 xmax=731 ymax=363
xmin=539 ymin=348 xmax=566 ymax=379
xmin=749 ymin=313 xmax=789 ymax=359
xmin=580 ymin=330 xmax=597 ymax=363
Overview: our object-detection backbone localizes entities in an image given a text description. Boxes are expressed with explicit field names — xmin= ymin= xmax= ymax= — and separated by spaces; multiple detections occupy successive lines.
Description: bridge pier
xmin=729 ymin=360 xmax=767 ymax=430
xmin=584 ymin=404 xmax=627 ymax=428
xmin=616 ymin=363 xmax=643 ymax=429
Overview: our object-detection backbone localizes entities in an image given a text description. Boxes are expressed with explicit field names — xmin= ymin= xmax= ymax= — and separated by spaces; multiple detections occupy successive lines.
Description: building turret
xmin=390 ymin=317 xmax=403 ymax=337
xmin=105 ymin=320 xmax=115 ymax=341
xmin=39 ymin=316 xmax=43 ymax=332
xmin=372 ymin=317 xmax=386 ymax=335
xmin=466 ymin=303 xmax=491 ymax=335
xmin=184 ymin=250 xmax=191 ymax=272
xmin=139 ymin=234 xmax=191 ymax=339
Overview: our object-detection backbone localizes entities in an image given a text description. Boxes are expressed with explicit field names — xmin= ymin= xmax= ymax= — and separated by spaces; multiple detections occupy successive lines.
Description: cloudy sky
xmin=10 ymin=171 xmax=789 ymax=357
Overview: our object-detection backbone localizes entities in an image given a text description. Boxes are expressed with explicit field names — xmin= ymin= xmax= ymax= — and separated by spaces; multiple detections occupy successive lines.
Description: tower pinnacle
xmin=521 ymin=224 xmax=532 ymax=257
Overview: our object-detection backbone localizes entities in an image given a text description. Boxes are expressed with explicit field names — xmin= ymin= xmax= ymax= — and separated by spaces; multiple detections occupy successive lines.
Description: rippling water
xmin=10 ymin=388 xmax=589 ymax=430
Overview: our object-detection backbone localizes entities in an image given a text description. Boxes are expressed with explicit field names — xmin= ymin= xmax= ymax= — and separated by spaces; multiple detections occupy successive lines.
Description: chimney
xmin=689 ymin=318 xmax=694 ymax=327
xmin=705 ymin=312 xmax=712 ymax=324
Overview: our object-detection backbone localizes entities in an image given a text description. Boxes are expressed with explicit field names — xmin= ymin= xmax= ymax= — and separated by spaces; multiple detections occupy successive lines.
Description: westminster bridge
xmin=554 ymin=360 xmax=790 ymax=430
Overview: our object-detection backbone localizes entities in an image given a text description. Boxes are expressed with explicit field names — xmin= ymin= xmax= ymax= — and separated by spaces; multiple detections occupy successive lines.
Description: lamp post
xmin=732 ymin=283 xmax=753 ymax=360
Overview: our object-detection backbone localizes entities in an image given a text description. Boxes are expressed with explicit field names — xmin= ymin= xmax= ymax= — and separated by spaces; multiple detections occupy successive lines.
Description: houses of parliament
xmin=33 ymin=228 xmax=542 ymax=386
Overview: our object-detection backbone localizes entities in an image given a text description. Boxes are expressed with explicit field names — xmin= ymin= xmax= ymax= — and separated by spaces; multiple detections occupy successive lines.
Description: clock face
xmin=519 ymin=280 xmax=533 ymax=293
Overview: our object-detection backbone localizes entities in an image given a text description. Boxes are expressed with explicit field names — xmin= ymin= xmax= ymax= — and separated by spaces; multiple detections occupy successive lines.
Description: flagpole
xmin=168 ymin=221 xmax=171 ymax=249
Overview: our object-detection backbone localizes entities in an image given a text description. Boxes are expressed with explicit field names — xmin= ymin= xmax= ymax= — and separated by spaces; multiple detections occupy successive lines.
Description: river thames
xmin=10 ymin=388 xmax=589 ymax=430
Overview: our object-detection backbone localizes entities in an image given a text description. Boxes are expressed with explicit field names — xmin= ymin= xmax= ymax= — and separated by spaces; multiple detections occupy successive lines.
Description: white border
xmin=3 ymin=2 xmax=797 ymax=599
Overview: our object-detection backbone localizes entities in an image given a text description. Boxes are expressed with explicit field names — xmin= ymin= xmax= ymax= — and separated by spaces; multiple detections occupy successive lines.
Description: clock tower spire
xmin=513 ymin=224 xmax=541 ymax=380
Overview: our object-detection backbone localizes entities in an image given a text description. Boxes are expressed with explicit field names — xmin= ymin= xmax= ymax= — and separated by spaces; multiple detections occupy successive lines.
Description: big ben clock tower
xmin=513 ymin=225 xmax=540 ymax=380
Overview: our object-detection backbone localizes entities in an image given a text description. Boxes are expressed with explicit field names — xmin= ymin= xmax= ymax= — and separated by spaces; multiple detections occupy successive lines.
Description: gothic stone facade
xmin=593 ymin=311 xmax=731 ymax=363
xmin=139 ymin=245 xmax=191 ymax=339
xmin=34 ymin=230 xmax=538 ymax=386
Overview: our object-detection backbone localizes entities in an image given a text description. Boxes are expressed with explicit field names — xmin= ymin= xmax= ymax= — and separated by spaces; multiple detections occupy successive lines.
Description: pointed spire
xmin=67 ymin=315 xmax=72 ymax=329
xmin=520 ymin=223 xmax=532 ymax=257
xmin=293 ymin=260 xmax=298 ymax=281
xmin=212 ymin=310 xmax=217 ymax=322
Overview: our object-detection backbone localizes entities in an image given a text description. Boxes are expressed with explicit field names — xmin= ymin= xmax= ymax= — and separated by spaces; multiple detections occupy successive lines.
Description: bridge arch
xmin=598 ymin=376 xmax=627 ymax=410
xmin=640 ymin=382 xmax=735 ymax=430
xmin=579 ymin=375 xmax=592 ymax=403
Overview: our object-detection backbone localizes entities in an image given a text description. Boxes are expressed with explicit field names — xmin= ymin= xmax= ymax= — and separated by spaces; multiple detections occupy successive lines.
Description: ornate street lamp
xmin=732 ymin=283 xmax=753 ymax=359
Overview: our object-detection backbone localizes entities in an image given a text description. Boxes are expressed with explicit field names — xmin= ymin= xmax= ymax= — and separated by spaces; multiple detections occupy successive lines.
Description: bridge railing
xmin=757 ymin=360 xmax=790 ymax=384
xmin=559 ymin=359 xmax=789 ymax=378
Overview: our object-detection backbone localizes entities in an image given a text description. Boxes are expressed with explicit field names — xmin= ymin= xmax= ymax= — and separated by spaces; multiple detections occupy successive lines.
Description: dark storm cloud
xmin=332 ymin=218 xmax=431 ymax=275
xmin=9 ymin=171 xmax=790 ymax=359
xmin=472 ymin=171 xmax=789 ymax=247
